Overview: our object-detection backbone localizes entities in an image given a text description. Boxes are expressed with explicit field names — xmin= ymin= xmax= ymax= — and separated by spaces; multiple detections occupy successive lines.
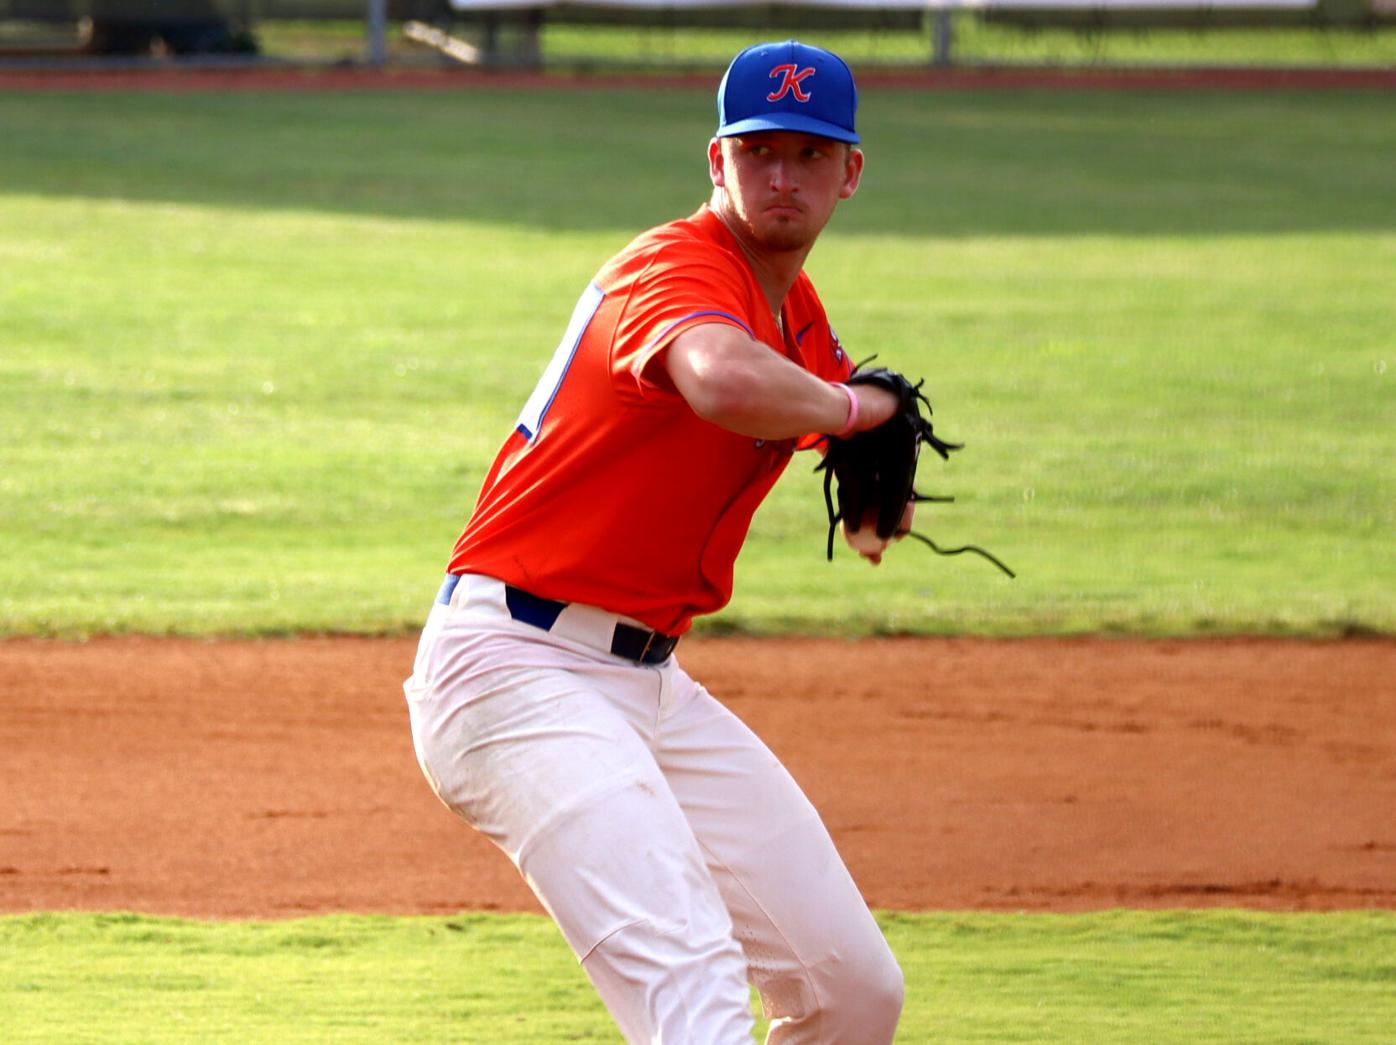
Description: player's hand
xmin=848 ymin=382 xmax=900 ymax=432
xmin=842 ymin=501 xmax=915 ymax=565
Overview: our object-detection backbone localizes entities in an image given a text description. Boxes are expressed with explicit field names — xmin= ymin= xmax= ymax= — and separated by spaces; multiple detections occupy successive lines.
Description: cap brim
xmin=716 ymin=113 xmax=859 ymax=145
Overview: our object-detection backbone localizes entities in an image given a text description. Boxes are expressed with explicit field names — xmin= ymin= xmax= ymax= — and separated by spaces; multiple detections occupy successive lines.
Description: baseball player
xmin=404 ymin=41 xmax=906 ymax=1043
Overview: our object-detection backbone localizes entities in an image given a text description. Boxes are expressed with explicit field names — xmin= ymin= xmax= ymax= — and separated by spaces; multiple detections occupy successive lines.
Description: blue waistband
xmin=434 ymin=574 xmax=678 ymax=665
xmin=435 ymin=574 xmax=461 ymax=605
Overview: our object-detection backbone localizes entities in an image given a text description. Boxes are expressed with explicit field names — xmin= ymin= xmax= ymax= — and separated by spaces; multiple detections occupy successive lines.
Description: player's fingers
xmin=842 ymin=518 xmax=890 ymax=560
xmin=892 ymin=500 xmax=915 ymax=541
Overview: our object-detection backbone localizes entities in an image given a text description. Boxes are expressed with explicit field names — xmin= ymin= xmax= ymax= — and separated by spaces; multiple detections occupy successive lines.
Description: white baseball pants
xmin=404 ymin=574 xmax=903 ymax=1044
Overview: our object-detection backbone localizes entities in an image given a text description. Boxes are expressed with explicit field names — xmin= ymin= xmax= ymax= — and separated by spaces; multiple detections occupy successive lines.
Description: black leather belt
xmin=608 ymin=619 xmax=682 ymax=665
xmin=437 ymin=575 xmax=679 ymax=665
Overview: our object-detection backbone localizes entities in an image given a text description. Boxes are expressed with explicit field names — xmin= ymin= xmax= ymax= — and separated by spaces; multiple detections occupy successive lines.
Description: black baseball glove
xmin=815 ymin=366 xmax=1015 ymax=577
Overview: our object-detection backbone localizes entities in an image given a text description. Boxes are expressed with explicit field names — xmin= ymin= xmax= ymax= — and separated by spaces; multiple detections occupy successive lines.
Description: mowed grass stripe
xmin=0 ymin=90 xmax=1391 ymax=636
xmin=1 ymin=911 xmax=1393 ymax=1043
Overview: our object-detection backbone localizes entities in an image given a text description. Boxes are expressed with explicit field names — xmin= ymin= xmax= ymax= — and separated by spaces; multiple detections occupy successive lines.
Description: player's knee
xmin=815 ymin=945 xmax=904 ymax=1043
xmin=868 ymin=953 xmax=907 ymax=1034
xmin=585 ymin=919 xmax=755 ymax=1045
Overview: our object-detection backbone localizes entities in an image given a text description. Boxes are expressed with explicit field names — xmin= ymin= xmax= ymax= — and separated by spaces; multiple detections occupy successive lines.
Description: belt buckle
xmin=638 ymin=630 xmax=657 ymax=663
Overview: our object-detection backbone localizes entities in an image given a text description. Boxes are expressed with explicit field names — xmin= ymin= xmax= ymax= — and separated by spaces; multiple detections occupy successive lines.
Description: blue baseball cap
xmin=716 ymin=40 xmax=859 ymax=145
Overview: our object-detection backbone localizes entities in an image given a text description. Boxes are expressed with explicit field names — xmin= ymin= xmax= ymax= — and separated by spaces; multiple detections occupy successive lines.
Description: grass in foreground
xmin=0 ymin=89 xmax=1391 ymax=637
xmin=1 ymin=910 xmax=1393 ymax=1043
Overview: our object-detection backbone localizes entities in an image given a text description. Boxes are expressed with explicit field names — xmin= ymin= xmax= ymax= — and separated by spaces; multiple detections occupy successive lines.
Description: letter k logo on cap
xmin=716 ymin=41 xmax=859 ymax=143
xmin=767 ymin=64 xmax=815 ymax=103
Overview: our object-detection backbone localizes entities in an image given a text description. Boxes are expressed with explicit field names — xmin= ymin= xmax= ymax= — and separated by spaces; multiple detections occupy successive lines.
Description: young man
xmin=405 ymin=41 xmax=907 ymax=1043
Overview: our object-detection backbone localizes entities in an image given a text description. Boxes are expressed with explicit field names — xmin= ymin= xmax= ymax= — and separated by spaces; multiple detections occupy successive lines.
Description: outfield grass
xmin=2 ymin=911 xmax=1393 ymax=1043
xmin=0 ymin=88 xmax=1391 ymax=636
xmin=251 ymin=19 xmax=1396 ymax=70
xmin=542 ymin=22 xmax=1396 ymax=71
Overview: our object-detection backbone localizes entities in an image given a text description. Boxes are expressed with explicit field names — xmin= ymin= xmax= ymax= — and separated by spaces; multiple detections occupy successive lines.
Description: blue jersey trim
xmin=646 ymin=309 xmax=756 ymax=357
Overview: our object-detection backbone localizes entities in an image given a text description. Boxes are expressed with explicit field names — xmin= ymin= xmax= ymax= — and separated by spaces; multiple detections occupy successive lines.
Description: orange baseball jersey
xmin=449 ymin=204 xmax=854 ymax=635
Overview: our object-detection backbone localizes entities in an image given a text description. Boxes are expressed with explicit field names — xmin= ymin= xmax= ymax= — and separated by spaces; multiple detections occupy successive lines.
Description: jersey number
xmin=515 ymin=282 xmax=605 ymax=444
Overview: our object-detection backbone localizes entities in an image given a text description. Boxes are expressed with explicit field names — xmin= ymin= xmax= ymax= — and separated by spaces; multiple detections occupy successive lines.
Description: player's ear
xmin=708 ymin=137 xmax=727 ymax=189
xmin=839 ymin=146 xmax=864 ymax=201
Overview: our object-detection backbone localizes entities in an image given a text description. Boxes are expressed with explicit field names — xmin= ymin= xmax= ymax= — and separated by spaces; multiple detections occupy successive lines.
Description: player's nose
xmin=768 ymin=157 xmax=798 ymax=193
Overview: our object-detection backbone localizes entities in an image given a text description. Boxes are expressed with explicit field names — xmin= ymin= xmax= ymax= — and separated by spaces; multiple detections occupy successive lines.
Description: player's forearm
xmin=666 ymin=325 xmax=893 ymax=440
xmin=683 ymin=355 xmax=847 ymax=439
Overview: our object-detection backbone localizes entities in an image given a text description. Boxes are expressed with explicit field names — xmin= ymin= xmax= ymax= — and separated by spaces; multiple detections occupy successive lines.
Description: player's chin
xmin=754 ymin=220 xmax=816 ymax=252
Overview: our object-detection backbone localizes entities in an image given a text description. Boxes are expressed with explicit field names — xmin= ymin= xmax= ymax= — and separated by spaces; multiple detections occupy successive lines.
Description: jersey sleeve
xmin=607 ymin=243 xmax=759 ymax=398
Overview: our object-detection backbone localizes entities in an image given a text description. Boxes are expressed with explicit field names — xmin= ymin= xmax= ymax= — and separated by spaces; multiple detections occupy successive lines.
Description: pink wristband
xmin=833 ymin=382 xmax=859 ymax=438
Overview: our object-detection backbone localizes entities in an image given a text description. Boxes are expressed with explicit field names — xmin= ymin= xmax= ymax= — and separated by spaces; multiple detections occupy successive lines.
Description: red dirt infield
xmin=2 ymin=635 xmax=1392 ymax=919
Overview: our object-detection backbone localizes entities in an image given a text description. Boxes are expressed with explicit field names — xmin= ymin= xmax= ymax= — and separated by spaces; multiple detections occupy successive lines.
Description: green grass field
xmin=543 ymin=21 xmax=1396 ymax=70
xmin=3 ymin=911 xmax=1394 ymax=1043
xmin=250 ymin=18 xmax=1396 ymax=70
xmin=2 ymin=87 xmax=1390 ymax=637
xmin=1 ymin=81 xmax=1392 ymax=1045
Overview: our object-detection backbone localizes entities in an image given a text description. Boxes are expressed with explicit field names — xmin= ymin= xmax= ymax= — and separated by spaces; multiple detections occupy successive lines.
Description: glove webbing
xmin=818 ymin=361 xmax=1015 ymax=578
xmin=819 ymin=468 xmax=1016 ymax=578
xmin=851 ymin=362 xmax=962 ymax=463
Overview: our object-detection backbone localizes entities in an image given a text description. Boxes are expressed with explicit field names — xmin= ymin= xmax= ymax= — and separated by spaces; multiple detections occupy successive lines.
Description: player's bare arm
xmin=665 ymin=321 xmax=898 ymax=440
xmin=665 ymin=329 xmax=914 ymax=563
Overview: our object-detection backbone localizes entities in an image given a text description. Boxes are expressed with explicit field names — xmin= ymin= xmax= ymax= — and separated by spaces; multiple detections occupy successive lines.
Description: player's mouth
xmin=765 ymin=202 xmax=804 ymax=219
